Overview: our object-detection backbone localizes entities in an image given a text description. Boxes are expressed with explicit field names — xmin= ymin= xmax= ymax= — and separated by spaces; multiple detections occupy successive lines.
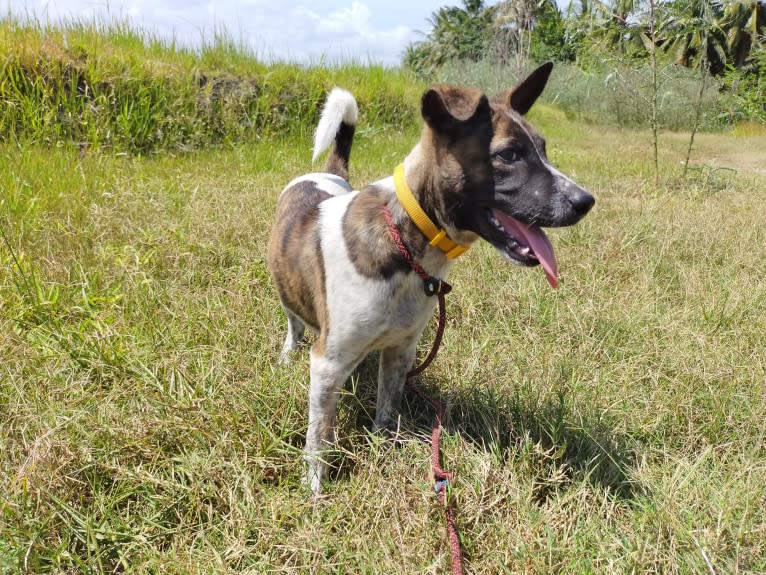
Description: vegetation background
xmin=1 ymin=1 xmax=765 ymax=573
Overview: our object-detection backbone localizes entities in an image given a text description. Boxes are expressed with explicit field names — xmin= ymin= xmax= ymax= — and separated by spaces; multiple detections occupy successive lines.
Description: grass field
xmin=2 ymin=64 xmax=766 ymax=573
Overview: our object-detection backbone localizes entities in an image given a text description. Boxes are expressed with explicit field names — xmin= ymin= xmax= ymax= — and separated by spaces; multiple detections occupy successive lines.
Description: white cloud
xmin=236 ymin=1 xmax=417 ymax=65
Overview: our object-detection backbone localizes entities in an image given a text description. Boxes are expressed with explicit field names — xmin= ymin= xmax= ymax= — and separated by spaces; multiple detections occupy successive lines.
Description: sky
xmin=2 ymin=0 xmax=475 ymax=66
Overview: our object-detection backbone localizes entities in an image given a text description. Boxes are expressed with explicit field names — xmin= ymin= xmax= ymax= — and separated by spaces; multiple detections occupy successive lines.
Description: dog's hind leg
xmin=373 ymin=339 xmax=418 ymax=435
xmin=278 ymin=309 xmax=306 ymax=365
xmin=305 ymin=347 xmax=361 ymax=494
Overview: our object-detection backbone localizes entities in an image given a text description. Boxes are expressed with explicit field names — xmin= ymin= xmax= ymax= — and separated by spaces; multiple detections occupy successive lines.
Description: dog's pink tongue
xmin=493 ymin=210 xmax=558 ymax=288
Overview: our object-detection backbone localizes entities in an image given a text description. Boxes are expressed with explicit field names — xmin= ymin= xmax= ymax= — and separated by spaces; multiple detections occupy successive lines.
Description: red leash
xmin=382 ymin=204 xmax=465 ymax=575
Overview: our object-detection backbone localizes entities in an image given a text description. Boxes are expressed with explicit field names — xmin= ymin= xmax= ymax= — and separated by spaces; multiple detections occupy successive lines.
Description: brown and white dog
xmin=267 ymin=64 xmax=593 ymax=493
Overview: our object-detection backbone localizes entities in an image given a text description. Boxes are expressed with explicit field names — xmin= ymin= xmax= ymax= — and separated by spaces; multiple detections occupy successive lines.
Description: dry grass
xmin=1 ymin=108 xmax=765 ymax=573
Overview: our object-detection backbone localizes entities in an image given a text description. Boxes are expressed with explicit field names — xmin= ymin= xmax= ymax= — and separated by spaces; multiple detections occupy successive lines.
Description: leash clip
xmin=423 ymin=277 xmax=452 ymax=297
xmin=434 ymin=478 xmax=450 ymax=495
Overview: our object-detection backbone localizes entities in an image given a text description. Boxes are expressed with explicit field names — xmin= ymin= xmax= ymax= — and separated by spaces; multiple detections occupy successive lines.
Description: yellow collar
xmin=393 ymin=164 xmax=469 ymax=260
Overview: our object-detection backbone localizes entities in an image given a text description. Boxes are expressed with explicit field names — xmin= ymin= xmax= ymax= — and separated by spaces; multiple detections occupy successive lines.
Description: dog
xmin=268 ymin=64 xmax=594 ymax=493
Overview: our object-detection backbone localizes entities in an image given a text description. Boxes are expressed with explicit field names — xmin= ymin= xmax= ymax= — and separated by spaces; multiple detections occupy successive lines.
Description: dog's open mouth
xmin=488 ymin=208 xmax=558 ymax=288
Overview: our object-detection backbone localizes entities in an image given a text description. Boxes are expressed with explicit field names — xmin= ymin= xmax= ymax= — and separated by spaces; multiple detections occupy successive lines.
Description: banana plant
xmin=720 ymin=0 xmax=766 ymax=68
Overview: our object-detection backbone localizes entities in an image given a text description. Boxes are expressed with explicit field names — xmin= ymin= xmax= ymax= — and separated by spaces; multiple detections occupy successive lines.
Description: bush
xmin=719 ymin=49 xmax=766 ymax=124
xmin=437 ymin=59 xmax=729 ymax=131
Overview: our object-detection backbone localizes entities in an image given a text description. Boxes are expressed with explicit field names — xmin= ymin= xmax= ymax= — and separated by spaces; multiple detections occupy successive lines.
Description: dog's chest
xmin=325 ymin=272 xmax=437 ymax=352
xmin=320 ymin=194 xmax=439 ymax=351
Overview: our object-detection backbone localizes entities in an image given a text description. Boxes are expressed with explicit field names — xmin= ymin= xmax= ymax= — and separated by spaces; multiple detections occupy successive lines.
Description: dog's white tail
xmin=312 ymin=88 xmax=358 ymax=163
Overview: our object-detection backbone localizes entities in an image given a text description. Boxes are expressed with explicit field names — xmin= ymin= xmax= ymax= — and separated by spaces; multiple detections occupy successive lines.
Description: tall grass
xmin=2 ymin=112 xmax=765 ymax=573
xmin=0 ymin=17 xmax=423 ymax=153
xmin=2 ymin=14 xmax=766 ymax=575
xmin=438 ymin=59 xmax=730 ymax=131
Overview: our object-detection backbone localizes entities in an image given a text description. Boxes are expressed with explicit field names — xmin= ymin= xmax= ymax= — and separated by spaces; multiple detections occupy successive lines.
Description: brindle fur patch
xmin=267 ymin=180 xmax=330 ymax=339
xmin=342 ymin=186 xmax=421 ymax=280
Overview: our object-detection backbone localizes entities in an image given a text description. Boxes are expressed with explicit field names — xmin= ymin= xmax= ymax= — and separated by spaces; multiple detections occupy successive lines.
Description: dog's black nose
xmin=569 ymin=187 xmax=595 ymax=216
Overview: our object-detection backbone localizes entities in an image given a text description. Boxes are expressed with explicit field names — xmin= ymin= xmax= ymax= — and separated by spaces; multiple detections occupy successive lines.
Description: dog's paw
xmin=371 ymin=416 xmax=403 ymax=440
xmin=302 ymin=455 xmax=329 ymax=496
xmin=278 ymin=350 xmax=293 ymax=365
xmin=303 ymin=467 xmax=325 ymax=496
xmin=279 ymin=340 xmax=306 ymax=365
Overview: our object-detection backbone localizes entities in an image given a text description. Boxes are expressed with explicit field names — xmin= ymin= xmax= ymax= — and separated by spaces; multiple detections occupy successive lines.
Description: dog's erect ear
xmin=421 ymin=85 xmax=490 ymax=131
xmin=497 ymin=61 xmax=553 ymax=116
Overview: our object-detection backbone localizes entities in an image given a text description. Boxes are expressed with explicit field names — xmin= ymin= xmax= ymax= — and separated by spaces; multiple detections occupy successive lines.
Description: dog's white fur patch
xmin=283 ymin=173 xmax=354 ymax=197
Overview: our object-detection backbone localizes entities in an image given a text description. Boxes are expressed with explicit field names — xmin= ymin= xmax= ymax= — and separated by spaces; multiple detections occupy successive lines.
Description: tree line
xmin=405 ymin=0 xmax=765 ymax=92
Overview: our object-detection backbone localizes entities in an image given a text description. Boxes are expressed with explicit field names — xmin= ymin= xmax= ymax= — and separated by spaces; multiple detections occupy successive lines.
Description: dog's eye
xmin=496 ymin=149 xmax=521 ymax=163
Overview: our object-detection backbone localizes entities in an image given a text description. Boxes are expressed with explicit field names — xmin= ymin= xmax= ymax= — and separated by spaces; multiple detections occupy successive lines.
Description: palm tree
xmin=659 ymin=0 xmax=728 ymax=73
xmin=657 ymin=0 xmax=765 ymax=73
xmin=572 ymin=0 xmax=645 ymax=56
xmin=720 ymin=0 xmax=766 ymax=69
xmin=404 ymin=0 xmax=495 ymax=76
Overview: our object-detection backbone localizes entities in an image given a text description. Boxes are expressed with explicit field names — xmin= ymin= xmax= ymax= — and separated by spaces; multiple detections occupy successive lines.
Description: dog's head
xmin=490 ymin=63 xmax=594 ymax=227
xmin=403 ymin=75 xmax=593 ymax=288
xmin=480 ymin=63 xmax=594 ymax=287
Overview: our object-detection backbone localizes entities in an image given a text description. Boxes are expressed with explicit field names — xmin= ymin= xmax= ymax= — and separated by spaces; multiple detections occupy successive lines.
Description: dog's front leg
xmin=373 ymin=339 xmax=418 ymax=435
xmin=305 ymin=347 xmax=359 ymax=494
